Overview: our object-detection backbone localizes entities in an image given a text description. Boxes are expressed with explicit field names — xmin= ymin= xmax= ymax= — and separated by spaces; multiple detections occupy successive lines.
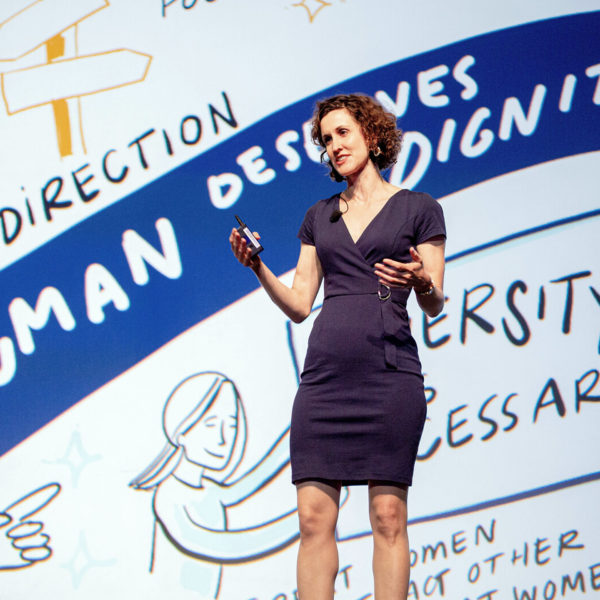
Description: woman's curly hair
xmin=311 ymin=94 xmax=403 ymax=182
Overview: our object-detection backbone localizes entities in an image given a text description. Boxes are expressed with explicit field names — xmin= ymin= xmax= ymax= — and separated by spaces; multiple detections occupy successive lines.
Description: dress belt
xmin=324 ymin=283 xmax=407 ymax=304
xmin=324 ymin=284 xmax=408 ymax=369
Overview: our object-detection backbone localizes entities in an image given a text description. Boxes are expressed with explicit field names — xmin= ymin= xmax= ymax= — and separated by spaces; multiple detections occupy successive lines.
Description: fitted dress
xmin=290 ymin=189 xmax=446 ymax=486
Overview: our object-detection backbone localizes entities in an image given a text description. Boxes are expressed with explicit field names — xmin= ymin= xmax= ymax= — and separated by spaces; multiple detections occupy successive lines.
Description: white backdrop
xmin=1 ymin=2 xmax=599 ymax=598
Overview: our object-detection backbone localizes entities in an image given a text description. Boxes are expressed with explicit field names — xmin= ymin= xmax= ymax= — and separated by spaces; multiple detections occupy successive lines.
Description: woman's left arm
xmin=374 ymin=235 xmax=446 ymax=318
xmin=413 ymin=237 xmax=445 ymax=317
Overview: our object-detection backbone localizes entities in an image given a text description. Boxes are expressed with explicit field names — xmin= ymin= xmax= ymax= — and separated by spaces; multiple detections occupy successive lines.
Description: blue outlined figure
xmin=0 ymin=483 xmax=61 ymax=570
xmin=130 ymin=372 xmax=298 ymax=598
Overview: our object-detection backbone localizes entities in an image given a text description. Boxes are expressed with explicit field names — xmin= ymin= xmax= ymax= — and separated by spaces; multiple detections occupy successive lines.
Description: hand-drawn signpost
xmin=0 ymin=0 xmax=152 ymax=157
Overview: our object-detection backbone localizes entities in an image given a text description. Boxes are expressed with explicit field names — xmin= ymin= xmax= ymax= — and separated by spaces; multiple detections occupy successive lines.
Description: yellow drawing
xmin=0 ymin=0 xmax=152 ymax=158
xmin=292 ymin=0 xmax=332 ymax=23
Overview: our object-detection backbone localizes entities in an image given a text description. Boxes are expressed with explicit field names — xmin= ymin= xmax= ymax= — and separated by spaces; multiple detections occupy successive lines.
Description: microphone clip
xmin=329 ymin=194 xmax=349 ymax=223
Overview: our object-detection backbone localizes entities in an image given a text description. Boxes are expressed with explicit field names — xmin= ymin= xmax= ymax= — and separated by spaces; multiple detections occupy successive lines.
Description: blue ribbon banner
xmin=1 ymin=12 xmax=599 ymax=455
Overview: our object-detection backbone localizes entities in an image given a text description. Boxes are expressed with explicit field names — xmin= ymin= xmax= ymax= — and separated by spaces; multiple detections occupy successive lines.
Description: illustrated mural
xmin=131 ymin=372 xmax=297 ymax=598
xmin=0 ymin=1 xmax=598 ymax=598
xmin=0 ymin=483 xmax=61 ymax=570
xmin=1 ymin=0 xmax=152 ymax=157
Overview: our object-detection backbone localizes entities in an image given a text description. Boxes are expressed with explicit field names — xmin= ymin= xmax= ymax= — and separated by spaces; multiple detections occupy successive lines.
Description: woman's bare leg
xmin=296 ymin=480 xmax=341 ymax=599
xmin=369 ymin=481 xmax=410 ymax=599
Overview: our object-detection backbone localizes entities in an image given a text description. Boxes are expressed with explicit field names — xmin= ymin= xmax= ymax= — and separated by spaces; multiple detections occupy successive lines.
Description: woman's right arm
xmin=229 ymin=228 xmax=322 ymax=323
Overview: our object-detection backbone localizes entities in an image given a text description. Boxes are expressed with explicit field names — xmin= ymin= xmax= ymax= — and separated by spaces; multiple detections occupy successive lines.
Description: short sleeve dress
xmin=290 ymin=189 xmax=446 ymax=486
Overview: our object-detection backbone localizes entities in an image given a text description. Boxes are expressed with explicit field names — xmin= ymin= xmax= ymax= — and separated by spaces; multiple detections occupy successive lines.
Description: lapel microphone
xmin=329 ymin=194 xmax=349 ymax=223
xmin=330 ymin=209 xmax=343 ymax=223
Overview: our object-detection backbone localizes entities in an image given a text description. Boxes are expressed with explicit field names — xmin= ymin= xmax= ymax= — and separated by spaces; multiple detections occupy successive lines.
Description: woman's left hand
xmin=374 ymin=247 xmax=433 ymax=293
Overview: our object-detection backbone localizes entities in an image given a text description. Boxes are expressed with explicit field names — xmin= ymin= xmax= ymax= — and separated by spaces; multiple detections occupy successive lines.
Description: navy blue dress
xmin=290 ymin=190 xmax=446 ymax=486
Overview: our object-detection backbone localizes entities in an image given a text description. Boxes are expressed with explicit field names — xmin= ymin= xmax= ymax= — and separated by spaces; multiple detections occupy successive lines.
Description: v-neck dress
xmin=290 ymin=190 xmax=446 ymax=486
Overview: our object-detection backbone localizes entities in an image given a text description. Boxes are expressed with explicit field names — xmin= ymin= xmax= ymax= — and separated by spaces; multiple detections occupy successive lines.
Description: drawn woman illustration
xmin=130 ymin=372 xmax=298 ymax=598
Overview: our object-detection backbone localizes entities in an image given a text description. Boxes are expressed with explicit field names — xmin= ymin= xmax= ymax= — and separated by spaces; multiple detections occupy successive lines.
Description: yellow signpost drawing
xmin=0 ymin=0 xmax=152 ymax=157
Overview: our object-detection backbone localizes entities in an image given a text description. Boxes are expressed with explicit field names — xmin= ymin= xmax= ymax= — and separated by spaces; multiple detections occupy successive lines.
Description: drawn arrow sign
xmin=1 ymin=49 xmax=152 ymax=114
xmin=0 ymin=0 xmax=108 ymax=61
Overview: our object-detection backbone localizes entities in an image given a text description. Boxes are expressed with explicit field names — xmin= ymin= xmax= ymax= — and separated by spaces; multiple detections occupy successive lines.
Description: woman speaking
xmin=230 ymin=93 xmax=446 ymax=599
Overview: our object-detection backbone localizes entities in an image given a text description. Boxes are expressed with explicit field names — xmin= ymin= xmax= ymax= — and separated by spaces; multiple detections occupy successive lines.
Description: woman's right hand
xmin=229 ymin=228 xmax=261 ymax=268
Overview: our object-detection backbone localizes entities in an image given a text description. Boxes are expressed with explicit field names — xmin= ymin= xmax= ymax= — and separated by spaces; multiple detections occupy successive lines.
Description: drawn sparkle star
xmin=292 ymin=0 xmax=332 ymax=23
xmin=43 ymin=431 xmax=101 ymax=488
xmin=61 ymin=532 xmax=116 ymax=589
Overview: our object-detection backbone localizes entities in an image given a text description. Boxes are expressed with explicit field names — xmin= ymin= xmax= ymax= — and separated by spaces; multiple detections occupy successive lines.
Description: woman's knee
xmin=296 ymin=481 xmax=340 ymax=541
xmin=369 ymin=496 xmax=407 ymax=543
xmin=298 ymin=505 xmax=336 ymax=540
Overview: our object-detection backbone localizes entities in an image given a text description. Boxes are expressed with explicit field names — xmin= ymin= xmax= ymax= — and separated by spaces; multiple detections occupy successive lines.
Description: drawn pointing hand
xmin=0 ymin=483 xmax=61 ymax=570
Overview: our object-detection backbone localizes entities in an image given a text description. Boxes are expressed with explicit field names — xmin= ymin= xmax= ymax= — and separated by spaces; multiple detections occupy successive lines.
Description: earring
xmin=373 ymin=146 xmax=382 ymax=157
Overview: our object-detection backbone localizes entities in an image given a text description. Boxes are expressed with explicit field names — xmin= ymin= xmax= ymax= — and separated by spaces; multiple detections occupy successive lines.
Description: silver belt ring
xmin=378 ymin=283 xmax=391 ymax=301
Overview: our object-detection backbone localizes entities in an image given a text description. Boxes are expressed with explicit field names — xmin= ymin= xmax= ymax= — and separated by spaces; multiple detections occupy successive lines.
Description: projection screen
xmin=1 ymin=1 xmax=599 ymax=598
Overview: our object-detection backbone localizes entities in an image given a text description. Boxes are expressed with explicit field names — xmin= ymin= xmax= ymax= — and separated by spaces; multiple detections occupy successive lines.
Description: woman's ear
xmin=369 ymin=135 xmax=377 ymax=152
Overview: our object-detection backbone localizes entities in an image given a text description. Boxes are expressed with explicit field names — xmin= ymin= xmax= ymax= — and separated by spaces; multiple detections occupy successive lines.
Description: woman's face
xmin=320 ymin=108 xmax=370 ymax=181
xmin=179 ymin=383 xmax=238 ymax=470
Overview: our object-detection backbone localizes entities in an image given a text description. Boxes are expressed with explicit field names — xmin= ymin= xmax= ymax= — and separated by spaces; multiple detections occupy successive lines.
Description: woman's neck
xmin=173 ymin=455 xmax=205 ymax=487
xmin=345 ymin=161 xmax=396 ymax=204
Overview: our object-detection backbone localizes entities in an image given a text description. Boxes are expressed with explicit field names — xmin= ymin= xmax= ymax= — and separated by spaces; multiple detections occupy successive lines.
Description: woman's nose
xmin=218 ymin=421 xmax=226 ymax=445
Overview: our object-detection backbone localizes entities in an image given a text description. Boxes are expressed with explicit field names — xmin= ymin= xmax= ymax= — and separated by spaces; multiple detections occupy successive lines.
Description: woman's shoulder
xmin=154 ymin=475 xmax=217 ymax=512
xmin=392 ymin=188 xmax=440 ymax=212
xmin=155 ymin=474 xmax=202 ymax=502
xmin=306 ymin=193 xmax=339 ymax=211
xmin=300 ymin=193 xmax=339 ymax=223
xmin=394 ymin=188 xmax=436 ymax=201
